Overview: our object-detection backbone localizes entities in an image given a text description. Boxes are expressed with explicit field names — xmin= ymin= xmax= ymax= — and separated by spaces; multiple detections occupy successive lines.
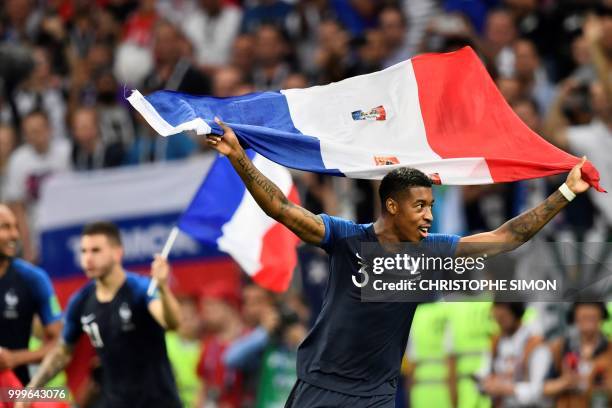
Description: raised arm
xmin=457 ymin=157 xmax=591 ymax=257
xmin=206 ymin=119 xmax=325 ymax=245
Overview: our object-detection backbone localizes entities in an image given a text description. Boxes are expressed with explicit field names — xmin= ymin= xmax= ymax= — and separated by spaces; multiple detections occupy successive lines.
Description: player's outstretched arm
xmin=207 ymin=118 xmax=325 ymax=245
xmin=26 ymin=342 xmax=73 ymax=388
xmin=457 ymin=157 xmax=591 ymax=257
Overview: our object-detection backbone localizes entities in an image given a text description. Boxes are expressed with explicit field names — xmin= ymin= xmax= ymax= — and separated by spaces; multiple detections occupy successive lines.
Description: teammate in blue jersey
xmin=0 ymin=204 xmax=62 ymax=387
xmin=20 ymin=222 xmax=182 ymax=408
xmin=206 ymin=119 xmax=590 ymax=407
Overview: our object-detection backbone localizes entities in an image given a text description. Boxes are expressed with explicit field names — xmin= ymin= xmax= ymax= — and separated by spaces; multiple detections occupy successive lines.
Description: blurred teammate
xmin=19 ymin=222 xmax=182 ymax=408
xmin=0 ymin=204 xmax=62 ymax=387
xmin=207 ymin=119 xmax=589 ymax=407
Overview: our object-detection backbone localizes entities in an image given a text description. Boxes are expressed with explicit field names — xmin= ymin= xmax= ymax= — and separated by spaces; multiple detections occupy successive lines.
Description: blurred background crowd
xmin=1 ymin=0 xmax=612 ymax=407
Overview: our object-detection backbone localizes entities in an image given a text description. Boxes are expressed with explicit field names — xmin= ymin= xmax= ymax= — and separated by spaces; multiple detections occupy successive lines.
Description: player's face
xmin=390 ymin=187 xmax=434 ymax=242
xmin=80 ymin=234 xmax=122 ymax=280
xmin=0 ymin=206 xmax=19 ymax=258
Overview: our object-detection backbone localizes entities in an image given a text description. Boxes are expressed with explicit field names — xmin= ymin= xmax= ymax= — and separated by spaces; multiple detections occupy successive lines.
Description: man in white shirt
xmin=2 ymin=110 xmax=70 ymax=262
xmin=182 ymin=0 xmax=243 ymax=69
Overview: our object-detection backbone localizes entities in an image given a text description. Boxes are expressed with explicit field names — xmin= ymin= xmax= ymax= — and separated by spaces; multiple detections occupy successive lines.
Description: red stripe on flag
xmin=254 ymin=185 xmax=301 ymax=292
xmin=411 ymin=47 xmax=604 ymax=192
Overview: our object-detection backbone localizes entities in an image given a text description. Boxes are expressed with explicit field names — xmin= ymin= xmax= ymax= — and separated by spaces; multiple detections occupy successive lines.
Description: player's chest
xmin=79 ymin=297 xmax=144 ymax=348
xmin=0 ymin=280 xmax=35 ymax=321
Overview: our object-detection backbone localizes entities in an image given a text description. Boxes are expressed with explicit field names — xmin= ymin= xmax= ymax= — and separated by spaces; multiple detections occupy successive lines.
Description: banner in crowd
xmin=37 ymin=156 xmax=240 ymax=302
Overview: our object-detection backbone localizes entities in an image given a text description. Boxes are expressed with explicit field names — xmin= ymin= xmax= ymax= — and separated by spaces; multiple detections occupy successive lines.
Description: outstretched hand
xmin=565 ymin=156 xmax=591 ymax=194
xmin=206 ymin=118 xmax=243 ymax=158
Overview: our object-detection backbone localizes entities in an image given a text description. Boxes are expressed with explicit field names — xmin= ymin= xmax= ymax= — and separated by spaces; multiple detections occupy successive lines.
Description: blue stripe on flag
xmin=143 ymin=91 xmax=343 ymax=176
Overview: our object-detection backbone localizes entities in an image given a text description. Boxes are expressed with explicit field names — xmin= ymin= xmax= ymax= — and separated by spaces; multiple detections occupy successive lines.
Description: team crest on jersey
xmin=352 ymin=105 xmax=386 ymax=121
xmin=3 ymin=290 xmax=19 ymax=319
xmin=373 ymin=156 xmax=399 ymax=166
xmin=119 ymin=302 xmax=134 ymax=331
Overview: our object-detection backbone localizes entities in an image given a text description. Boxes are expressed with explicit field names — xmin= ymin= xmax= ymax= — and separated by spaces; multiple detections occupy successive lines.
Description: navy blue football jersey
xmin=0 ymin=258 xmax=61 ymax=385
xmin=63 ymin=272 xmax=181 ymax=408
xmin=297 ymin=214 xmax=459 ymax=396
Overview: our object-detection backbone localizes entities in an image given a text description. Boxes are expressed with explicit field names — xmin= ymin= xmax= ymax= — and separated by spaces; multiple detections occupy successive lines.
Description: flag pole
xmin=147 ymin=226 xmax=180 ymax=296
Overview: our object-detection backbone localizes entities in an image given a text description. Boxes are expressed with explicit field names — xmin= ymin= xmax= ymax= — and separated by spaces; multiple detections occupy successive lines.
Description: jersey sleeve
xmin=25 ymin=266 xmax=62 ymax=325
xmin=424 ymin=233 xmax=461 ymax=257
xmin=62 ymin=292 xmax=84 ymax=345
xmin=318 ymin=214 xmax=362 ymax=253
xmin=131 ymin=274 xmax=159 ymax=305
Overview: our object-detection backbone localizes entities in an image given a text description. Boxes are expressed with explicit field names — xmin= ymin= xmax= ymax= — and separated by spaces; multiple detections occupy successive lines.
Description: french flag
xmin=178 ymin=150 xmax=300 ymax=292
xmin=128 ymin=46 xmax=603 ymax=191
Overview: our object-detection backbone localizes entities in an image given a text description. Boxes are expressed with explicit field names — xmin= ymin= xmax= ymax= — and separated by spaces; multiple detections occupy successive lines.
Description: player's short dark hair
xmin=567 ymin=302 xmax=609 ymax=324
xmin=493 ymin=302 xmax=526 ymax=320
xmin=82 ymin=221 xmax=122 ymax=246
xmin=379 ymin=167 xmax=432 ymax=210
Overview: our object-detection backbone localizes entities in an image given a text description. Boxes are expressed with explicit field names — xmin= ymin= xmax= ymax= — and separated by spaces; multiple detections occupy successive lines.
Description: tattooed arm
xmin=206 ymin=119 xmax=325 ymax=245
xmin=27 ymin=342 xmax=73 ymax=388
xmin=457 ymin=157 xmax=591 ymax=257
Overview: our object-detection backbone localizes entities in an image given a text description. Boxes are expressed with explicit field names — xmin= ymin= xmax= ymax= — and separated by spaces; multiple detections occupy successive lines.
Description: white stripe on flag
xmin=282 ymin=60 xmax=493 ymax=184
xmin=217 ymin=154 xmax=293 ymax=275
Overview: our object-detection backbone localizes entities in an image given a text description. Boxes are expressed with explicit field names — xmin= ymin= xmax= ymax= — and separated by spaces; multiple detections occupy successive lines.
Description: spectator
xmin=481 ymin=302 xmax=552 ymax=407
xmin=252 ymin=24 xmax=292 ymax=90
xmin=93 ymin=70 xmax=135 ymax=147
xmin=2 ymin=0 xmax=43 ymax=44
xmin=196 ymin=287 xmax=245 ymax=408
xmin=482 ymin=9 xmax=517 ymax=78
xmin=230 ymin=34 xmax=256 ymax=81
xmin=69 ymin=107 xmax=124 ymax=171
xmin=254 ymin=304 xmax=307 ymax=407
xmin=143 ymin=20 xmax=212 ymax=95
xmin=497 ymin=76 xmax=522 ymax=104
xmin=379 ymin=6 xmax=411 ymax=67
xmin=513 ymin=39 xmax=555 ymax=113
xmin=13 ymin=47 xmax=67 ymax=141
xmin=544 ymin=302 xmax=612 ymax=407
xmin=113 ymin=0 xmax=156 ymax=87
xmin=212 ymin=66 xmax=248 ymax=97
xmin=183 ymin=0 xmax=243 ymax=71
xmin=2 ymin=110 xmax=70 ymax=262
xmin=312 ymin=19 xmax=353 ymax=83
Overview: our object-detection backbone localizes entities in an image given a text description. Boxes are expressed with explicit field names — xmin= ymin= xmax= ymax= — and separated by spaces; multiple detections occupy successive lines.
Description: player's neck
xmin=373 ymin=216 xmax=419 ymax=244
xmin=374 ymin=217 xmax=399 ymax=244
xmin=95 ymin=266 xmax=126 ymax=301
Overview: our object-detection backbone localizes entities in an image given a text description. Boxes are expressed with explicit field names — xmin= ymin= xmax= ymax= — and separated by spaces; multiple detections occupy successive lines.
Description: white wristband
xmin=558 ymin=183 xmax=576 ymax=202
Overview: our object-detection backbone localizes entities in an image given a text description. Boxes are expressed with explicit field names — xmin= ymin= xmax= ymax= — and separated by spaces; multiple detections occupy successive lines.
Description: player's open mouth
xmin=418 ymin=226 xmax=429 ymax=238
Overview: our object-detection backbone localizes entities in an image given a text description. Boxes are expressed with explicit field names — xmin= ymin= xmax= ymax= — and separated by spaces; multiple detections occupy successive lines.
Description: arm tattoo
xmin=232 ymin=151 xmax=323 ymax=241
xmin=504 ymin=190 xmax=568 ymax=243
xmin=28 ymin=344 xmax=72 ymax=388
xmin=235 ymin=152 xmax=279 ymax=203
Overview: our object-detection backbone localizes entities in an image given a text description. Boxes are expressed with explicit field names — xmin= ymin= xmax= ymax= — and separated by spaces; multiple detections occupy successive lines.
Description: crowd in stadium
xmin=1 ymin=0 xmax=612 ymax=407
